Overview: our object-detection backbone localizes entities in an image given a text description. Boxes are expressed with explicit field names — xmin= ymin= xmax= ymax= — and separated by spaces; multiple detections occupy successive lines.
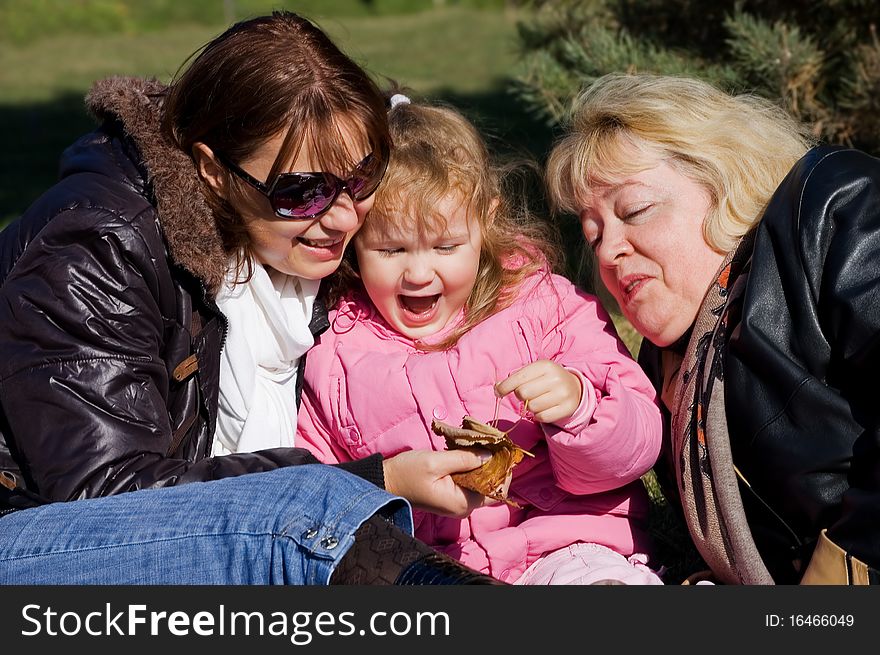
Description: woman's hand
xmin=494 ymin=360 xmax=583 ymax=424
xmin=383 ymin=449 xmax=489 ymax=518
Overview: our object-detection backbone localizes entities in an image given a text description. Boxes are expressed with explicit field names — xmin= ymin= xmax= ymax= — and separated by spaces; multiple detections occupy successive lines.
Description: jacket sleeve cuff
xmin=554 ymin=367 xmax=598 ymax=432
xmin=333 ymin=453 xmax=386 ymax=490
xmin=800 ymin=529 xmax=878 ymax=585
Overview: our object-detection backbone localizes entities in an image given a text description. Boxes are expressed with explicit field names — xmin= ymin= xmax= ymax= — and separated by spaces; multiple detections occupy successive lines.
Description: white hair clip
xmin=389 ymin=93 xmax=411 ymax=109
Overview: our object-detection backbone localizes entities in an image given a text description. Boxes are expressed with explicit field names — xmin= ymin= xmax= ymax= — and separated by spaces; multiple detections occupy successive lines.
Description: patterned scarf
xmin=665 ymin=230 xmax=775 ymax=584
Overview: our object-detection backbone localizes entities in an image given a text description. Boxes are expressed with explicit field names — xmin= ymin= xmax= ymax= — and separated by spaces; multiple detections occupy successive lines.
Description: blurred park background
xmin=4 ymin=0 xmax=879 ymax=286
xmin=3 ymin=0 xmax=879 ymax=581
xmin=0 ymin=1 xmax=550 ymax=222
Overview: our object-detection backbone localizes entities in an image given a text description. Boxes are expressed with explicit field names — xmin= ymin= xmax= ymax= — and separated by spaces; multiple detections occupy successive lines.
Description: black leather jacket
xmin=643 ymin=146 xmax=880 ymax=582
xmin=0 ymin=77 xmax=381 ymax=511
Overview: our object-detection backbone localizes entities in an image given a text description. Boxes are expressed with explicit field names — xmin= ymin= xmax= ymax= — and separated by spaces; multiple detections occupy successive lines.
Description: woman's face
xmin=233 ymin=128 xmax=373 ymax=280
xmin=579 ymin=156 xmax=724 ymax=347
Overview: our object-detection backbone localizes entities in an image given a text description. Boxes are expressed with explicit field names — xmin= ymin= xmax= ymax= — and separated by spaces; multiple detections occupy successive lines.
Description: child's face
xmin=354 ymin=193 xmax=482 ymax=339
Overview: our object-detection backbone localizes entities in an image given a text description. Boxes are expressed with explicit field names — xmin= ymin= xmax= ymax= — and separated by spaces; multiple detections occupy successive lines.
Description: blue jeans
xmin=0 ymin=465 xmax=411 ymax=584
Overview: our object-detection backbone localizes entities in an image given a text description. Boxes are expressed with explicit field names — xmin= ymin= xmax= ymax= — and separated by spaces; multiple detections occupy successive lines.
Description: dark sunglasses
xmin=221 ymin=151 xmax=387 ymax=219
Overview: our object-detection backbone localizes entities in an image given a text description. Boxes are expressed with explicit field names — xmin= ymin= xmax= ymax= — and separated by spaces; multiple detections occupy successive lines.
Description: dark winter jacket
xmin=642 ymin=146 xmax=880 ymax=583
xmin=0 ymin=77 xmax=382 ymax=511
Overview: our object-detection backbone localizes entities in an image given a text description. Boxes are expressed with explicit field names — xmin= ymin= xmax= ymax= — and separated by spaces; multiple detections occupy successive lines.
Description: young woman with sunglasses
xmin=0 ymin=11 xmax=497 ymax=585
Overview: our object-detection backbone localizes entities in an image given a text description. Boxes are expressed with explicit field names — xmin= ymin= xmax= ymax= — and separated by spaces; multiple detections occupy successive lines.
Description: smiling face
xmin=354 ymin=193 xmax=482 ymax=340
xmin=230 ymin=126 xmax=374 ymax=280
xmin=579 ymin=154 xmax=724 ymax=347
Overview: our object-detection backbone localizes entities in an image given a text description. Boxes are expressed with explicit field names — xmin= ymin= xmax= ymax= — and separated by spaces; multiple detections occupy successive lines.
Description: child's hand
xmin=494 ymin=360 xmax=583 ymax=424
xmin=383 ymin=449 xmax=489 ymax=518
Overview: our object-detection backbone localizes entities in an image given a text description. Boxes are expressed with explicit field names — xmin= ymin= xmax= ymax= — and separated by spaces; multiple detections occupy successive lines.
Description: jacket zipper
xmin=194 ymin=281 xmax=227 ymax=459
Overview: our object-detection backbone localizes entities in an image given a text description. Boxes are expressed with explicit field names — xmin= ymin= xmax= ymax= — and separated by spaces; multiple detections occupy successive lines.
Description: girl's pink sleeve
xmin=532 ymin=275 xmax=663 ymax=495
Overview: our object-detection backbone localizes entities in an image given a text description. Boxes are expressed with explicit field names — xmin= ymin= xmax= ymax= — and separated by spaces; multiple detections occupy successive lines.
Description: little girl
xmin=297 ymin=95 xmax=665 ymax=585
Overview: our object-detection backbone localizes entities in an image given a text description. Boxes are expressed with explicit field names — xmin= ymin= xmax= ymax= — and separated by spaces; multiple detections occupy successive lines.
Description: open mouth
xmin=297 ymin=236 xmax=343 ymax=249
xmin=398 ymin=294 xmax=440 ymax=318
xmin=296 ymin=236 xmax=346 ymax=261
xmin=620 ymin=276 xmax=650 ymax=303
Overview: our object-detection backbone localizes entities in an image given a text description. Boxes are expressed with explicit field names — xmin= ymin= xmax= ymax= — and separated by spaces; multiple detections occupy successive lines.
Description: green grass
xmin=0 ymin=0 xmax=508 ymax=44
xmin=0 ymin=25 xmax=225 ymax=223
xmin=0 ymin=7 xmax=551 ymax=225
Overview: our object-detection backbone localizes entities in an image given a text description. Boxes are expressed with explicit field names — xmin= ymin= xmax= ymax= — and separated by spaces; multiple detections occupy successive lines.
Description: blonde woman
xmin=547 ymin=73 xmax=880 ymax=584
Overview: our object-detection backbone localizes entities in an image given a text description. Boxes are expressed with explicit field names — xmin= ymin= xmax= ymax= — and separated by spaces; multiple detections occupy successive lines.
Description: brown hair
xmin=161 ymin=11 xmax=391 ymax=271
xmin=325 ymin=97 xmax=560 ymax=350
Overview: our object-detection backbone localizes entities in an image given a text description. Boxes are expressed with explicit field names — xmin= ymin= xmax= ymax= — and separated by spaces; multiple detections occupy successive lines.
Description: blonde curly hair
xmin=325 ymin=97 xmax=560 ymax=350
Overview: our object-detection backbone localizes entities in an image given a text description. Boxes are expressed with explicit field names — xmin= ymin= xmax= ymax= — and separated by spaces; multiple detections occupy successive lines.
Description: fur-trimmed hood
xmin=85 ymin=76 xmax=227 ymax=293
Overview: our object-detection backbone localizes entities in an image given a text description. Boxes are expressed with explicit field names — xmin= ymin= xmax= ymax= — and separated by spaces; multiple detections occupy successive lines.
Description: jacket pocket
xmin=507 ymin=462 xmax=568 ymax=511
xmin=329 ymin=375 xmax=362 ymax=448
xmin=509 ymin=483 xmax=567 ymax=512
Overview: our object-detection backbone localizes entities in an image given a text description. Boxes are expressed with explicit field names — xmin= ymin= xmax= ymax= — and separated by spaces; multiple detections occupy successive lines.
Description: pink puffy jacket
xmin=298 ymin=271 xmax=663 ymax=583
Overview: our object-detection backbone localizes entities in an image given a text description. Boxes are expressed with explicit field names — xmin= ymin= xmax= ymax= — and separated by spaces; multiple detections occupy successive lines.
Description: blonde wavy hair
xmin=546 ymin=73 xmax=813 ymax=254
xmin=325 ymin=98 xmax=559 ymax=350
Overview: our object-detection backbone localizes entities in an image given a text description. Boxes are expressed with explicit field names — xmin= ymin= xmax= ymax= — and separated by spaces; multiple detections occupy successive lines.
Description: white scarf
xmin=212 ymin=262 xmax=319 ymax=456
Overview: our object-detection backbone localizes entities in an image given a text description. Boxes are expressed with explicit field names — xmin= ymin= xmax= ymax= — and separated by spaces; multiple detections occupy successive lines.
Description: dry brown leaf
xmin=431 ymin=415 xmax=531 ymax=508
